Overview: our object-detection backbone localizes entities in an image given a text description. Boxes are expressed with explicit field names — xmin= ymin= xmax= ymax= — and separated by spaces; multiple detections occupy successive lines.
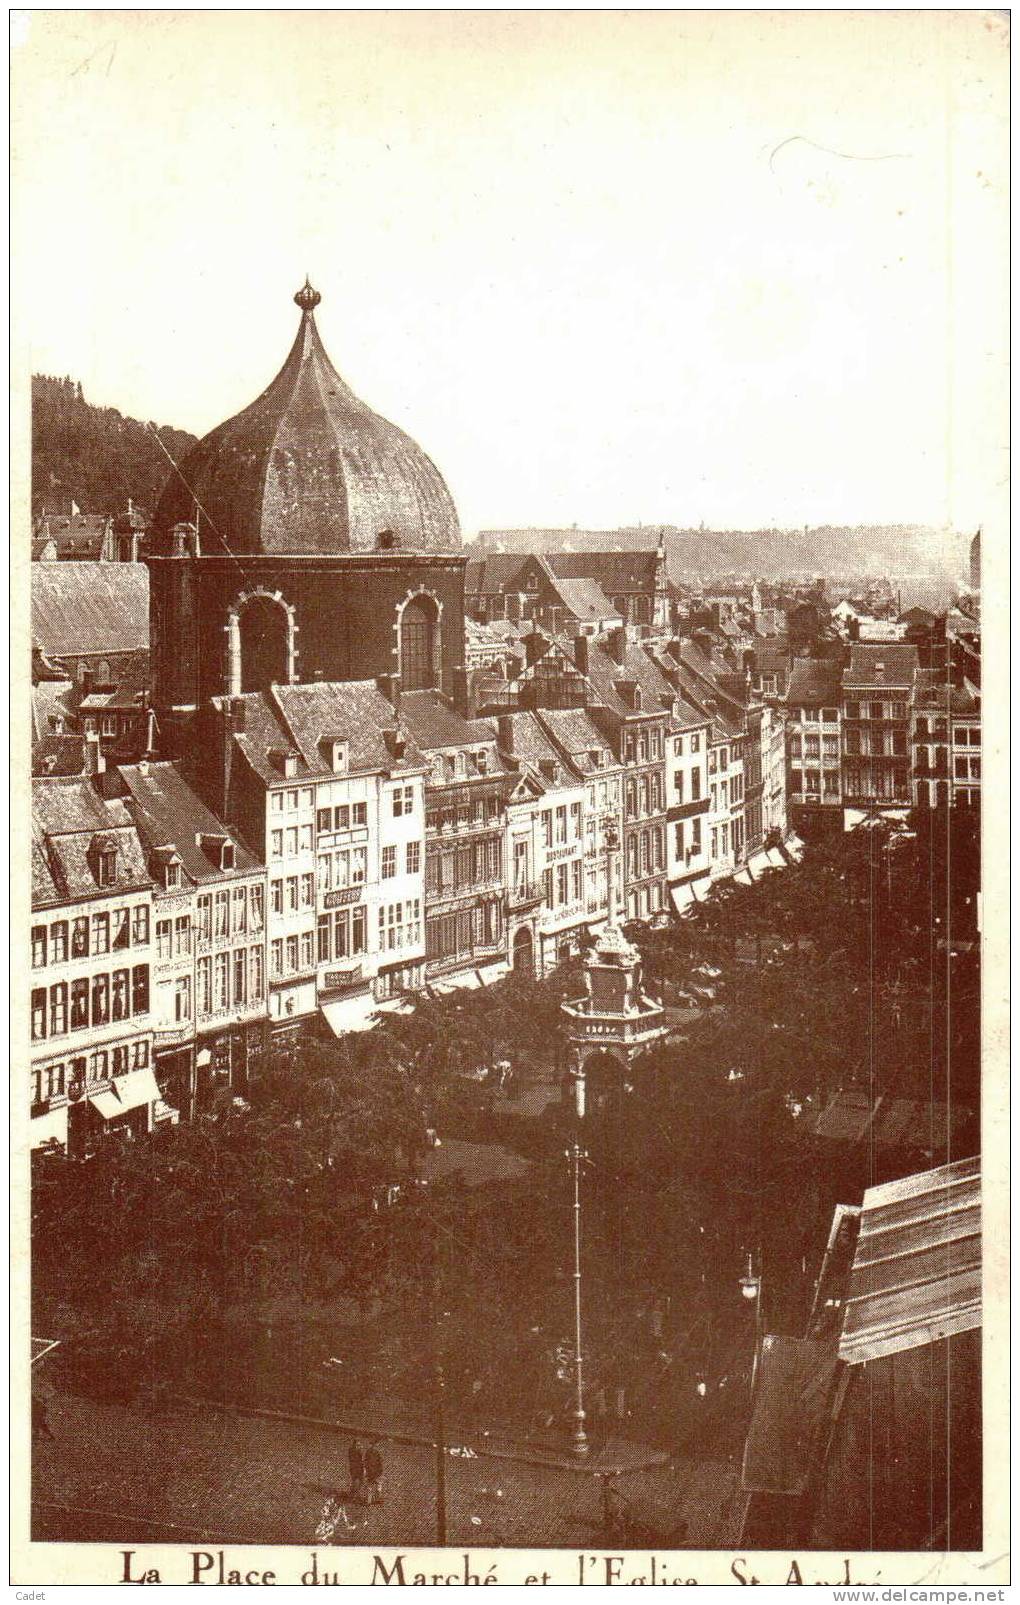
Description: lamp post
xmin=567 ymin=1138 xmax=590 ymax=1458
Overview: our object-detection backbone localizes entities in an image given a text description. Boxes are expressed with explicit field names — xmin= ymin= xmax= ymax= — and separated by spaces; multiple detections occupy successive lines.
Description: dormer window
xmin=329 ymin=739 xmax=349 ymax=773
xmin=198 ymin=832 xmax=236 ymax=872
xmin=98 ymin=848 xmax=117 ymax=886
xmin=270 ymin=748 xmax=300 ymax=778
xmin=165 ymin=861 xmax=181 ymax=889
xmin=476 ymin=750 xmax=488 ymax=775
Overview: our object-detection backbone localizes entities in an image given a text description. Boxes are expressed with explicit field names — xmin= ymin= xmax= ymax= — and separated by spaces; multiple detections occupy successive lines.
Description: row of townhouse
xmin=785 ymin=643 xmax=981 ymax=833
xmin=29 ymin=644 xmax=794 ymax=1151
xmin=30 ymin=765 xmax=265 ymax=1155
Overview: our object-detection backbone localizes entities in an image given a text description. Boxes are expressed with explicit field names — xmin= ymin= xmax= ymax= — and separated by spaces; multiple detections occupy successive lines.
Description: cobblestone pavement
xmin=34 ymin=1390 xmax=743 ymax=1549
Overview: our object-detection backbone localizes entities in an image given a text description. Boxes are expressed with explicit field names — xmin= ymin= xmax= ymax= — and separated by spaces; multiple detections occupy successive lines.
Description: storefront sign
xmin=324 ymin=964 xmax=363 ymax=989
xmin=324 ymin=888 xmax=363 ymax=909
xmin=545 ymin=844 xmax=581 ymax=865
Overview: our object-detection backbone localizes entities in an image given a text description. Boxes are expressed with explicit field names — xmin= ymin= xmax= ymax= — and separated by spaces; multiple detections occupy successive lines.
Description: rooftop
xmin=31 ymin=561 xmax=149 ymax=659
xmin=114 ymin=761 xmax=262 ymax=883
xmin=839 ymin=1155 xmax=981 ymax=1366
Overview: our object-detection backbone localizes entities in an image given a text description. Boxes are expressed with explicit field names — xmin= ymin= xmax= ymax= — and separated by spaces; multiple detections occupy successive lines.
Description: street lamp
xmin=566 ymin=1140 xmax=590 ymax=1458
xmin=739 ymin=1250 xmax=761 ymax=1302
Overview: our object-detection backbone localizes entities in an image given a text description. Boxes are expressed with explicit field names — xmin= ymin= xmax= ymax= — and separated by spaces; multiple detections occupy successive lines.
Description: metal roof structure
xmin=153 ymin=281 xmax=460 ymax=557
xmin=838 ymin=1155 xmax=981 ymax=1366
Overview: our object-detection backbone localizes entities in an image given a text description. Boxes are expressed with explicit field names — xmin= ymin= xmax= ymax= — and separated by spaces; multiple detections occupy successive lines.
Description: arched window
xmin=400 ymin=596 xmax=440 ymax=691
xmin=239 ymin=595 xmax=290 ymax=692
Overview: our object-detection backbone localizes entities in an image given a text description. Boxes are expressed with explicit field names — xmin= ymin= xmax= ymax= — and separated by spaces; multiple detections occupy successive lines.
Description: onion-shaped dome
xmin=153 ymin=280 xmax=460 ymax=555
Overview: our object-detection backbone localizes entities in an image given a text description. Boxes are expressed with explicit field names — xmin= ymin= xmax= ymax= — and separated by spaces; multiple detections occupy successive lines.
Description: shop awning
xmin=432 ymin=969 xmax=482 ymax=995
xmin=477 ymin=959 xmax=512 ymax=985
xmin=320 ymin=992 xmax=377 ymax=1036
xmin=31 ymin=1105 xmax=69 ymax=1149
xmin=89 ymin=1067 xmax=164 ymax=1121
xmin=670 ymin=883 xmax=697 ymax=915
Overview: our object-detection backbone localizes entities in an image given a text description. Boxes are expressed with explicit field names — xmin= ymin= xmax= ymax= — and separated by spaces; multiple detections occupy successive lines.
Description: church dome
xmin=153 ymin=281 xmax=460 ymax=556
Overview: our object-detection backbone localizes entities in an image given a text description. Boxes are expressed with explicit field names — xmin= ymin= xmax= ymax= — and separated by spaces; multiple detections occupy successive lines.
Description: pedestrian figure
xmin=347 ymin=1437 xmax=365 ymax=1503
xmin=365 ymin=1441 xmax=384 ymax=1505
xmin=600 ymin=1474 xmax=628 ymax=1539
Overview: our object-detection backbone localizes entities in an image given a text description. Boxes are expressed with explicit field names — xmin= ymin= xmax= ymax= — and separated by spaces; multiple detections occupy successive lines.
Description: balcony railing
xmin=508 ymin=879 xmax=544 ymax=910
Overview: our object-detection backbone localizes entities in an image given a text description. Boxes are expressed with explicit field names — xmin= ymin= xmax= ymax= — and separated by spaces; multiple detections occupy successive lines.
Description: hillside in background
xmin=31 ymin=375 xmax=196 ymax=518
xmin=472 ymin=524 xmax=969 ymax=584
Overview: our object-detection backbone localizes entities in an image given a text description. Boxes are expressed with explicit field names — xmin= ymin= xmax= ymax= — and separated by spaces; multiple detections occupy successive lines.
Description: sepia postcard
xmin=10 ymin=8 xmax=1009 ymax=1589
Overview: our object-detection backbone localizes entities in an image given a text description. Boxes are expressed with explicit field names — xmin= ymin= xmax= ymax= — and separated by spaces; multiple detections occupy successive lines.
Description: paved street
xmin=33 ymin=1389 xmax=743 ymax=1548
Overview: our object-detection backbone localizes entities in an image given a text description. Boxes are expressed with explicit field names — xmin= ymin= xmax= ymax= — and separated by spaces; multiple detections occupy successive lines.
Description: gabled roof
xmin=398 ymin=690 xmax=506 ymax=766
xmin=787 ymin=657 xmax=844 ymax=705
xmin=911 ymin=668 xmax=980 ymax=717
xmin=549 ymin=575 xmax=619 ymax=622
xmin=533 ymin=708 xmax=620 ymax=772
xmin=216 ymin=681 xmax=427 ymax=785
xmin=844 ymin=643 xmax=920 ymax=688
xmin=115 ymin=761 xmax=262 ymax=884
xmin=547 ymin=550 xmax=659 ymax=590
xmin=33 ymin=735 xmax=90 ymax=778
xmin=31 ymin=561 xmax=149 ymax=658
xmin=581 ymin=632 xmax=675 ymax=720
xmin=32 ymin=777 xmax=151 ymax=906
xmin=464 ymin=554 xmax=531 ymax=594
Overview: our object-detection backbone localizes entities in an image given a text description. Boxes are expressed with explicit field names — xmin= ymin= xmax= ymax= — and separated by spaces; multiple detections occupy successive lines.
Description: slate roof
xmin=533 ymin=708 xmax=620 ymax=773
xmin=33 ymin=735 xmax=90 ymax=778
xmin=398 ymin=689 xmax=506 ymax=765
xmin=786 ymin=657 xmax=844 ymax=706
xmin=492 ymin=710 xmax=558 ymax=765
xmin=217 ymin=682 xmax=427 ymax=785
xmin=32 ymin=777 xmax=152 ymax=907
xmin=547 ymin=550 xmax=659 ymax=590
xmin=116 ymin=761 xmax=262 ymax=883
xmin=32 ymin=513 xmax=112 ymax=560
xmin=844 ymin=643 xmax=919 ymax=688
xmin=464 ymin=554 xmax=530 ymax=595
xmin=32 ymin=679 xmax=77 ymax=742
xmin=581 ymin=633 xmax=675 ymax=719
xmin=31 ymin=562 xmax=149 ymax=658
xmin=551 ymin=575 xmax=619 ymax=621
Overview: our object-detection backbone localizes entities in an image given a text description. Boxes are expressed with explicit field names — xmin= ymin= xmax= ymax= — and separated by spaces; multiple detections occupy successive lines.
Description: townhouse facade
xmin=31 ymin=778 xmax=166 ymax=1154
xmin=535 ymin=708 xmax=626 ymax=934
xmin=111 ymin=761 xmax=268 ymax=1114
xmin=664 ymin=706 xmax=711 ymax=907
xmin=841 ymin=645 xmax=919 ymax=824
xmin=208 ymin=681 xmax=429 ymax=1035
xmin=494 ymin=712 xmax=588 ymax=977
xmin=911 ymin=670 xmax=981 ymax=811
xmin=398 ymin=691 xmax=509 ymax=984
xmin=785 ymin=658 xmax=845 ymax=834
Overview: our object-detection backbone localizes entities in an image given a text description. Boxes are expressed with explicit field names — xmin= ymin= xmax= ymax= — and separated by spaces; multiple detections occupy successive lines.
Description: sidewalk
xmin=34 ymin=1389 xmax=742 ymax=1549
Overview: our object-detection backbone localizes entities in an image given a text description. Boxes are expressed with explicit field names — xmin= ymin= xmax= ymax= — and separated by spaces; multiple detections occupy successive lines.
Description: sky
xmin=11 ymin=10 xmax=1008 ymax=538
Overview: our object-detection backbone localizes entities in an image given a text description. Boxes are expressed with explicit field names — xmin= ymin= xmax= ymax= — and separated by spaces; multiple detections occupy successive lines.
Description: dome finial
xmin=294 ymin=276 xmax=321 ymax=313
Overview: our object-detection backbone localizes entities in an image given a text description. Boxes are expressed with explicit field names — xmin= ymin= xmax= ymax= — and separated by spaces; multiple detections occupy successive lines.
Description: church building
xmin=147 ymin=280 xmax=467 ymax=782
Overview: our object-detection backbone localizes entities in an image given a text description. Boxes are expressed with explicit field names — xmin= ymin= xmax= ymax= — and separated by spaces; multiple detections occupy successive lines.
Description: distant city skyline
xmin=13 ymin=11 xmax=1007 ymax=536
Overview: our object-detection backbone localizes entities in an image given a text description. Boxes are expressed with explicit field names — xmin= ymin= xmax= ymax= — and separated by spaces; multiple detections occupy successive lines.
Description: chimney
xmin=230 ymin=696 xmax=246 ymax=733
xmin=452 ymin=666 xmax=471 ymax=718
xmin=383 ymin=728 xmax=406 ymax=761
xmin=507 ymin=653 xmax=524 ymax=681
xmin=538 ymin=757 xmax=559 ymax=782
xmin=573 ymin=635 xmax=589 ymax=675
xmin=84 ymin=730 xmax=105 ymax=775
xmin=376 ymin=673 xmax=399 ymax=711
xmin=609 ymin=627 xmax=627 ymax=666
xmin=523 ymin=631 xmax=545 ymax=667
xmin=497 ymin=715 xmax=515 ymax=754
